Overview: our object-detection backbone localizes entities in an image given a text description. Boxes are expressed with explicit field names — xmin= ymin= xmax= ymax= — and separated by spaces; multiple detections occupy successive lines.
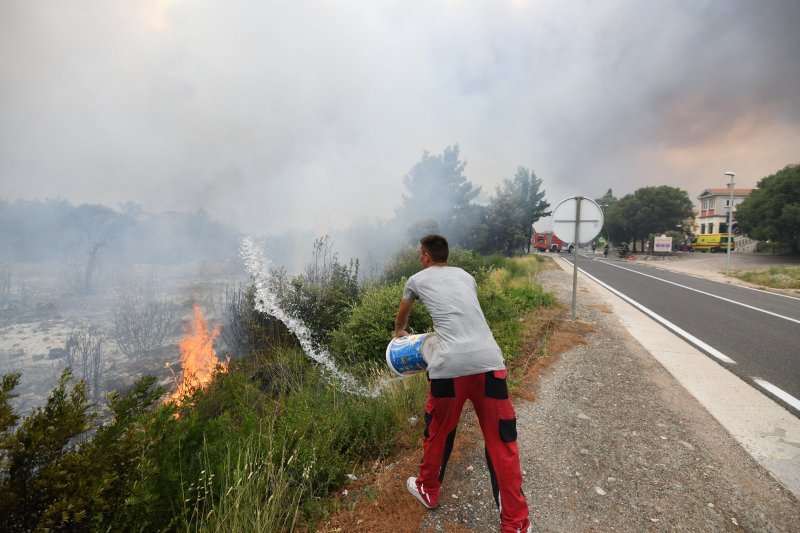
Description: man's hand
xmin=394 ymin=329 xmax=410 ymax=338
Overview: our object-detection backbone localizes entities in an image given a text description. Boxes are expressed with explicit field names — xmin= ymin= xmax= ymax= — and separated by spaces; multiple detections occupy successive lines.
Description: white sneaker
xmin=406 ymin=476 xmax=438 ymax=509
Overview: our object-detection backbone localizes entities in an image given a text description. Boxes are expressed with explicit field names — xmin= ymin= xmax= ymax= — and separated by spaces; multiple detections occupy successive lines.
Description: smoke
xmin=1 ymin=0 xmax=799 ymax=235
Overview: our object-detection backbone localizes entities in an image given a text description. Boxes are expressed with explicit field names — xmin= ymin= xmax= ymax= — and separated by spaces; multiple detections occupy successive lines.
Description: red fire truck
xmin=532 ymin=231 xmax=574 ymax=253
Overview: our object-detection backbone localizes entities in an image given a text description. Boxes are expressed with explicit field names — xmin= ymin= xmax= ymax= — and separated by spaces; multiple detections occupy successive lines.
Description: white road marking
xmin=753 ymin=378 xmax=800 ymax=412
xmin=593 ymin=260 xmax=800 ymax=325
xmin=741 ymin=284 xmax=800 ymax=301
xmin=571 ymin=264 xmax=737 ymax=364
xmin=583 ymin=252 xmax=800 ymax=302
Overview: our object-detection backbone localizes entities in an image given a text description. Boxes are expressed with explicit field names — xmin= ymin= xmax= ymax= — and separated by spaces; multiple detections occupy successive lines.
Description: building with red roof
xmin=694 ymin=187 xmax=753 ymax=236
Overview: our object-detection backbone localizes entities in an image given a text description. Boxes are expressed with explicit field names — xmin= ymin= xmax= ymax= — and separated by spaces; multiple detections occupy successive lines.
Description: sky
xmin=1 ymin=0 xmax=799 ymax=235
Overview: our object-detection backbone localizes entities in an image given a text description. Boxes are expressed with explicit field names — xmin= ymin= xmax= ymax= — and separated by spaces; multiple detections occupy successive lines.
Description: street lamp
xmin=725 ymin=171 xmax=735 ymax=276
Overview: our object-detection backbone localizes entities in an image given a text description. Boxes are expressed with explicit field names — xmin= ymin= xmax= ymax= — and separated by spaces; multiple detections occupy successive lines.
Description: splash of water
xmin=240 ymin=235 xmax=391 ymax=398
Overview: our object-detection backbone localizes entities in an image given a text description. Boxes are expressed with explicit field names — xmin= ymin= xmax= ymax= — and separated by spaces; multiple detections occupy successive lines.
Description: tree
xmin=405 ymin=218 xmax=440 ymax=246
xmin=396 ymin=146 xmax=481 ymax=247
xmin=70 ymin=204 xmax=130 ymax=294
xmin=478 ymin=167 xmax=551 ymax=256
xmin=604 ymin=195 xmax=639 ymax=246
xmin=594 ymin=188 xmax=618 ymax=243
xmin=594 ymin=188 xmax=618 ymax=209
xmin=604 ymin=186 xmax=693 ymax=251
xmin=518 ymin=168 xmax=551 ymax=252
xmin=735 ymin=165 xmax=800 ymax=253
xmin=632 ymin=186 xmax=694 ymax=244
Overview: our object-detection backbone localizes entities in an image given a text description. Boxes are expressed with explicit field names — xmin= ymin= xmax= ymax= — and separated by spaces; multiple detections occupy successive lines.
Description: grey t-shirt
xmin=402 ymin=265 xmax=505 ymax=379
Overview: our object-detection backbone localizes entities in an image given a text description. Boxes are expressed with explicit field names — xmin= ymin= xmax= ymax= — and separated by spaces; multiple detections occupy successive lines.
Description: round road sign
xmin=551 ymin=197 xmax=604 ymax=244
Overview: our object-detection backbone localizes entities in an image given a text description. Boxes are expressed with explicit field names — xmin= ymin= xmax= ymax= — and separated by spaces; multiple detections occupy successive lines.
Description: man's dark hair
xmin=420 ymin=234 xmax=449 ymax=262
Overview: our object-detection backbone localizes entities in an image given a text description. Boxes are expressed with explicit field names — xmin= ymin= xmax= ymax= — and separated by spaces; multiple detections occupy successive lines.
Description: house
xmin=695 ymin=187 xmax=753 ymax=235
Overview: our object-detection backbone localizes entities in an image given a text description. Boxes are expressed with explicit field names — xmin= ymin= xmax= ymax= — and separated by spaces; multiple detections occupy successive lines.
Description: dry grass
xmin=734 ymin=266 xmax=800 ymax=290
xmin=320 ymin=405 xmax=485 ymax=533
xmin=511 ymin=304 xmax=595 ymax=401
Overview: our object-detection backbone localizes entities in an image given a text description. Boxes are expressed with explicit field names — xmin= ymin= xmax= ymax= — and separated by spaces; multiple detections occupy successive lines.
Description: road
xmin=561 ymin=251 xmax=800 ymax=418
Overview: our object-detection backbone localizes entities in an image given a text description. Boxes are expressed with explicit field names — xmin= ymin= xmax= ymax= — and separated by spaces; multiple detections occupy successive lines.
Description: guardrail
xmin=735 ymin=236 xmax=758 ymax=253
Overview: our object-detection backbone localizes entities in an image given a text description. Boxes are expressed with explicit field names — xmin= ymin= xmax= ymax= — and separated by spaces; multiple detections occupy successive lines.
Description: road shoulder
xmin=421 ymin=257 xmax=800 ymax=531
xmin=556 ymin=254 xmax=800 ymax=498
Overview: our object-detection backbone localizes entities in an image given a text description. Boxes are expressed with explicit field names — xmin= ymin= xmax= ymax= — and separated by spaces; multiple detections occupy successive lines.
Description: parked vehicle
xmin=688 ymin=234 xmax=735 ymax=253
xmin=533 ymin=231 xmax=574 ymax=253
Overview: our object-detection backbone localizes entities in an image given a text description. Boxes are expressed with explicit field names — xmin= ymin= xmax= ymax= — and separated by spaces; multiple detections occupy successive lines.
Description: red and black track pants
xmin=417 ymin=369 xmax=530 ymax=532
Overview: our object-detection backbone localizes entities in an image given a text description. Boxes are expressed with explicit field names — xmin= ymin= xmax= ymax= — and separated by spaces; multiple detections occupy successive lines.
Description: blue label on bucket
xmin=386 ymin=334 xmax=429 ymax=376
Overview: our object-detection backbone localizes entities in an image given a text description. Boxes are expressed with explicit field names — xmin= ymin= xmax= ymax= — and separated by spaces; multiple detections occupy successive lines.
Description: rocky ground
xmin=326 ymin=257 xmax=800 ymax=532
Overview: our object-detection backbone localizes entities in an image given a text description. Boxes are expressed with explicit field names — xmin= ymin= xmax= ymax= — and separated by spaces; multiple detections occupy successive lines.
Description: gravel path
xmin=420 ymin=264 xmax=800 ymax=532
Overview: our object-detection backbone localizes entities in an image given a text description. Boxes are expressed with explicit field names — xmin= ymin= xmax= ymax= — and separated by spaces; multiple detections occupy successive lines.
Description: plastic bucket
xmin=385 ymin=333 xmax=438 ymax=376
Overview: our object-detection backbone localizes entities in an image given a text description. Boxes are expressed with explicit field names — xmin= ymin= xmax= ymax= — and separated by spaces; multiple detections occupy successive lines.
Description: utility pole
xmin=725 ymin=171 xmax=735 ymax=276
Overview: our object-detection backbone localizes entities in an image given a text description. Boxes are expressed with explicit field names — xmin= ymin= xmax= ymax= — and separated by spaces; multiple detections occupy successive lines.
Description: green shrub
xmin=330 ymin=281 xmax=433 ymax=367
xmin=193 ymin=367 xmax=426 ymax=530
xmin=0 ymin=370 xmax=95 ymax=532
xmin=507 ymin=283 xmax=555 ymax=309
xmin=379 ymin=246 xmax=500 ymax=285
xmin=275 ymin=238 xmax=360 ymax=347
xmin=477 ymin=264 xmax=555 ymax=362
xmin=378 ymin=246 xmax=419 ymax=284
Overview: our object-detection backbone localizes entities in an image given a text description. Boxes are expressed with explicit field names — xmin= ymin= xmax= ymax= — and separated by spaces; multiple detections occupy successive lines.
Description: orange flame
xmin=166 ymin=305 xmax=227 ymax=405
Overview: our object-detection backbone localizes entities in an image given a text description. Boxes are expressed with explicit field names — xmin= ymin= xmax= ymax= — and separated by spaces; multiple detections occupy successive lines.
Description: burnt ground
xmin=0 ymin=261 xmax=243 ymax=415
xmin=322 ymin=260 xmax=800 ymax=532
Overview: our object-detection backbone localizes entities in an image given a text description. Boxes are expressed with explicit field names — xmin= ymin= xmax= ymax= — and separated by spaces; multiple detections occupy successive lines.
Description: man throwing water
xmin=394 ymin=234 xmax=531 ymax=533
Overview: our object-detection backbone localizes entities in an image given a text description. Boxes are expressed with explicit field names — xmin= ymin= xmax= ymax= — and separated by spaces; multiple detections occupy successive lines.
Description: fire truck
xmin=532 ymin=231 xmax=574 ymax=253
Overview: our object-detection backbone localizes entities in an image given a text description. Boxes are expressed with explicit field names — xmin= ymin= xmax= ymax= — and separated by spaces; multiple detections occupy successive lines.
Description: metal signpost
xmin=551 ymin=196 xmax=604 ymax=319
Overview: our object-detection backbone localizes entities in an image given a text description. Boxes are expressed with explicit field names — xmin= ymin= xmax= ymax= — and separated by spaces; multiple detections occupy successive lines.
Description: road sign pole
xmin=572 ymin=196 xmax=582 ymax=319
xmin=551 ymin=195 xmax=602 ymax=321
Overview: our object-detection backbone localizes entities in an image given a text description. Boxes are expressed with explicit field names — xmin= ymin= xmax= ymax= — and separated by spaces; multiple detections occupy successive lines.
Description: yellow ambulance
xmin=689 ymin=234 xmax=735 ymax=253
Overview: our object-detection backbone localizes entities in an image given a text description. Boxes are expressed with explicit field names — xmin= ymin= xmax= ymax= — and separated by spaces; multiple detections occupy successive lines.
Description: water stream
xmin=240 ymin=235 xmax=392 ymax=398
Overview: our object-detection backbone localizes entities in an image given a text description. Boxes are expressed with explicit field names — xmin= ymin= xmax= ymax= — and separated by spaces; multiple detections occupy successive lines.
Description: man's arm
xmin=394 ymin=299 xmax=414 ymax=338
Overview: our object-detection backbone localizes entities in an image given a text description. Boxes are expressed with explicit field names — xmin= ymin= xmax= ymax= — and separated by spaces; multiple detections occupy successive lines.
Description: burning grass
xmin=164 ymin=305 xmax=228 ymax=406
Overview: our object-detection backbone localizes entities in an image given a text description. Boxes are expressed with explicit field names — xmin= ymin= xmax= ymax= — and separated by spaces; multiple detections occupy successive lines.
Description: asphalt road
xmin=561 ymin=251 xmax=800 ymax=418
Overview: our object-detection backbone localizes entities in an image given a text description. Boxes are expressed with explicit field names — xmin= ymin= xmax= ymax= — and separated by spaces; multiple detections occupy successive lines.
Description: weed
xmin=734 ymin=266 xmax=800 ymax=290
